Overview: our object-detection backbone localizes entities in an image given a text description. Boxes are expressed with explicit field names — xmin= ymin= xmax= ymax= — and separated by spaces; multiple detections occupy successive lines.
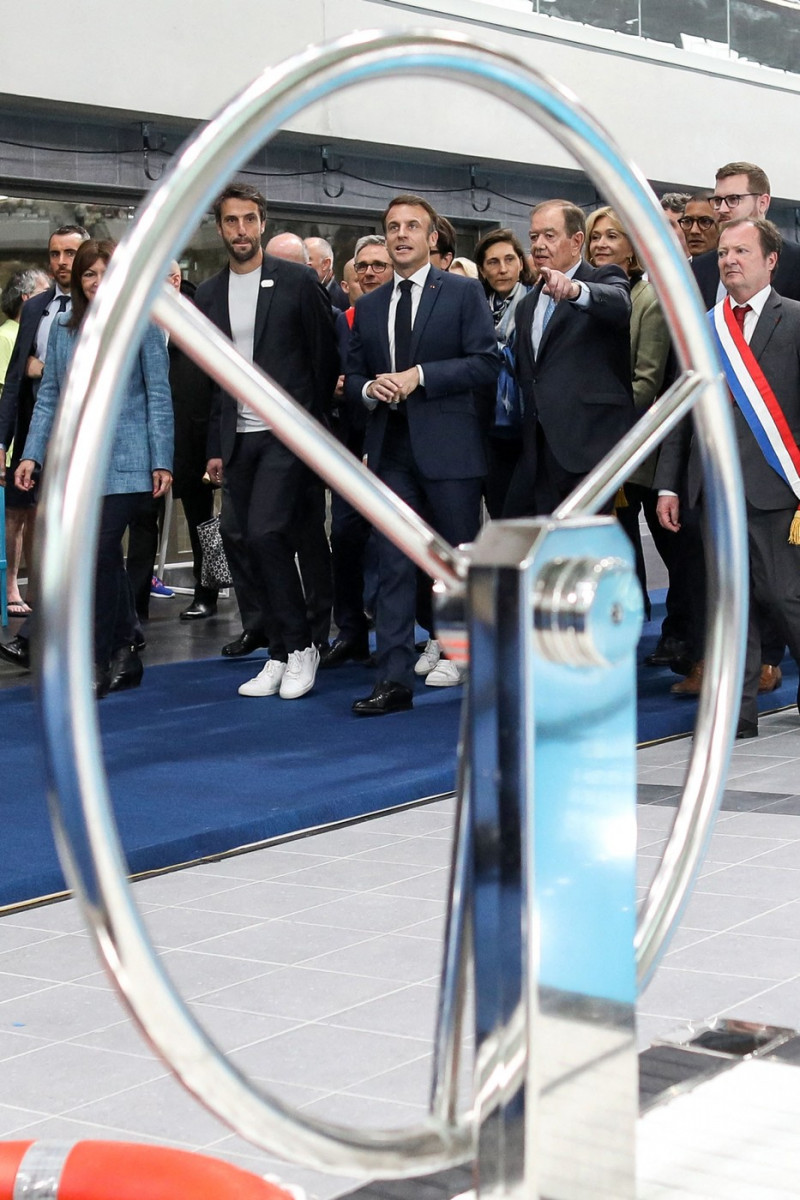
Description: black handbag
xmin=196 ymin=515 xmax=233 ymax=588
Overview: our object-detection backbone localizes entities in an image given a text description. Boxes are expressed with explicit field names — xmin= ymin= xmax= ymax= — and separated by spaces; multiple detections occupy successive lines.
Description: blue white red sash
xmin=710 ymin=298 xmax=800 ymax=524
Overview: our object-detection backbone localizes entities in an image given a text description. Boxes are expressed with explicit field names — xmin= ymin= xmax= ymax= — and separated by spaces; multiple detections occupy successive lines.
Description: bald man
xmin=305 ymin=235 xmax=348 ymax=310
xmin=265 ymin=232 xmax=308 ymax=264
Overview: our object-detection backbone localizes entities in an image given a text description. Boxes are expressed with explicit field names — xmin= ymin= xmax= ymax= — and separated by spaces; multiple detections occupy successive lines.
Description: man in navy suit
xmin=0 ymin=224 xmax=88 ymax=670
xmin=504 ymin=199 xmax=633 ymax=517
xmin=345 ymin=194 xmax=500 ymax=715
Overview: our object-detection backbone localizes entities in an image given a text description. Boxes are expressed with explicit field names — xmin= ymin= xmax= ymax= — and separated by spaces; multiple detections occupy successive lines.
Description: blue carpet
xmin=0 ymin=657 xmax=462 ymax=909
xmin=637 ymin=595 xmax=798 ymax=742
xmin=1 ymin=608 xmax=797 ymax=908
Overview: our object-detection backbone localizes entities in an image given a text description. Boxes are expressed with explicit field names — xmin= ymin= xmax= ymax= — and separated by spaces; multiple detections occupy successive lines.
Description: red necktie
xmin=733 ymin=303 xmax=751 ymax=335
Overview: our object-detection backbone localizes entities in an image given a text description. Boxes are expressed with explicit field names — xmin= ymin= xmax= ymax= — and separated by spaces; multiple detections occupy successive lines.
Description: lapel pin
xmin=261 ymin=279 xmax=275 ymax=288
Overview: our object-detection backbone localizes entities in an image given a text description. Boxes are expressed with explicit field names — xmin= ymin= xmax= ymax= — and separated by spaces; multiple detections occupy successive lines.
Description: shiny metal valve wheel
xmin=33 ymin=29 xmax=747 ymax=1179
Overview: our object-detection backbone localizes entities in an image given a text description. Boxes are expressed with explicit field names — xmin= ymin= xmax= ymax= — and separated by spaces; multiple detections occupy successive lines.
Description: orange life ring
xmin=0 ymin=1140 xmax=294 ymax=1199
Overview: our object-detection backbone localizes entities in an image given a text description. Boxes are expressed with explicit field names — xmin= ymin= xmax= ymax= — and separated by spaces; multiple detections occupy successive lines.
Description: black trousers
xmin=616 ymin=482 xmax=693 ymax=638
xmin=741 ymin=504 xmax=800 ymax=725
xmin=224 ymin=431 xmax=311 ymax=661
xmin=484 ymin=434 xmax=522 ymax=521
xmin=98 ymin=493 xmax=149 ymax=666
xmin=126 ymin=495 xmax=164 ymax=619
xmin=374 ymin=417 xmax=482 ymax=688
xmin=503 ymin=421 xmax=614 ymax=517
xmin=179 ymin=477 xmax=218 ymax=606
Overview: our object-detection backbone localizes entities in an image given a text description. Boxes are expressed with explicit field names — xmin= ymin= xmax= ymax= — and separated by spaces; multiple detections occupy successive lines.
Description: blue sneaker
xmin=150 ymin=575 xmax=174 ymax=599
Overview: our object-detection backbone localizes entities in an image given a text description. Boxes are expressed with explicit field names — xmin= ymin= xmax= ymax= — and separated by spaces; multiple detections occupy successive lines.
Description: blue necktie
xmin=542 ymin=294 xmax=556 ymax=330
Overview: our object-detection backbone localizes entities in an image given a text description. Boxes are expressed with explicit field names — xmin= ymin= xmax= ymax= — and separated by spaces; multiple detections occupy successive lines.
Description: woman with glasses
xmin=474 ymin=227 xmax=535 ymax=518
xmin=16 ymin=239 xmax=173 ymax=697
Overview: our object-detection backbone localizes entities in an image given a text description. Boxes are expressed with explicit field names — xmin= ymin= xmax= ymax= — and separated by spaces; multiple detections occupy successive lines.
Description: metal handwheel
xmin=33 ymin=28 xmax=747 ymax=1186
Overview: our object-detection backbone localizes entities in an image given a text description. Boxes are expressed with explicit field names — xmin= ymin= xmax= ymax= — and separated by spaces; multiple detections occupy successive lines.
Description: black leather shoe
xmin=94 ymin=665 xmax=111 ymax=700
xmin=107 ymin=645 xmax=144 ymax=693
xmin=0 ymin=635 xmax=30 ymax=670
xmin=180 ymin=599 xmax=217 ymax=621
xmin=736 ymin=719 xmax=759 ymax=740
xmin=669 ymin=653 xmax=695 ymax=678
xmin=320 ymin=637 xmax=371 ymax=669
xmin=221 ymin=630 xmax=269 ymax=657
xmin=644 ymin=636 xmax=689 ymax=668
xmin=352 ymin=679 xmax=413 ymax=716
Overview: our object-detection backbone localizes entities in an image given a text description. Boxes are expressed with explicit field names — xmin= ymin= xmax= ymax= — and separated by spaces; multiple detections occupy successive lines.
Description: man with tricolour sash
xmin=656 ymin=217 xmax=800 ymax=739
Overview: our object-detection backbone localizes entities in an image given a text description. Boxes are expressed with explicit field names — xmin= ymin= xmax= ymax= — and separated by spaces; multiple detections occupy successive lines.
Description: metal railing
xmin=31 ymin=28 xmax=748 ymax=1196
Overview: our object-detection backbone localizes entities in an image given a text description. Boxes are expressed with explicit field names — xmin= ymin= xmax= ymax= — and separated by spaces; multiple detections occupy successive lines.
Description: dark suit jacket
xmin=656 ymin=289 xmax=800 ymax=511
xmin=0 ymin=286 xmax=54 ymax=452
xmin=328 ymin=277 xmax=349 ymax=313
xmin=692 ymin=239 xmax=800 ymax=308
xmin=343 ymin=267 xmax=500 ymax=481
xmin=194 ymin=255 xmax=339 ymax=464
xmin=514 ymin=261 xmax=634 ymax=475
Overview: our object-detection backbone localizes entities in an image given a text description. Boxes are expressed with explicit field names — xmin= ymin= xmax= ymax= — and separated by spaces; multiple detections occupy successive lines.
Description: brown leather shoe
xmin=758 ymin=663 xmax=783 ymax=693
xmin=670 ymin=660 xmax=704 ymax=697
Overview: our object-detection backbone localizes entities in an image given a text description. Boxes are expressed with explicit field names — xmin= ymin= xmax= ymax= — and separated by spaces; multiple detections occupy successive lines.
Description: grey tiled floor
xmin=1 ymin=686 xmax=800 ymax=1195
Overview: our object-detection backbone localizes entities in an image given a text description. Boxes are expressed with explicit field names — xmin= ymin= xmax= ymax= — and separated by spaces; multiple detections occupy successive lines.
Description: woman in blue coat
xmin=16 ymin=239 xmax=173 ymax=696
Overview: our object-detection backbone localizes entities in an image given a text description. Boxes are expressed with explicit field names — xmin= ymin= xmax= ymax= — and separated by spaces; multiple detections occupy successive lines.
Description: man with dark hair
xmin=431 ymin=214 xmax=456 ymax=270
xmin=0 ymin=224 xmax=89 ymax=669
xmin=503 ymin=198 xmax=633 ymax=517
xmin=197 ymin=185 xmax=338 ymax=700
xmin=693 ymin=161 xmax=800 ymax=304
xmin=660 ymin=192 xmax=690 ymax=256
xmin=212 ymin=183 xmax=266 ymax=225
xmin=678 ymin=193 xmax=719 ymax=258
xmin=657 ymin=217 xmax=800 ymax=738
xmin=345 ymin=193 xmax=500 ymax=713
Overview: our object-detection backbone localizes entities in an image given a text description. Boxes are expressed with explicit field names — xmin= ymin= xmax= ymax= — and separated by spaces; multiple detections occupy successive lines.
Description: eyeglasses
xmin=710 ymin=193 xmax=760 ymax=210
xmin=677 ymin=215 xmax=716 ymax=231
xmin=354 ymin=261 xmax=390 ymax=275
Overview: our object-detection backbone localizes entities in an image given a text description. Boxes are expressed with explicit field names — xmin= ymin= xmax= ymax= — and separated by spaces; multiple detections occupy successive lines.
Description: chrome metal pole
xmin=33 ymin=26 xmax=747 ymax=1185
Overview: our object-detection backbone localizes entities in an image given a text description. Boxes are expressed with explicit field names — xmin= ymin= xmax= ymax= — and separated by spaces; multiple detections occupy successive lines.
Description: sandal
xmin=7 ymin=601 xmax=32 ymax=617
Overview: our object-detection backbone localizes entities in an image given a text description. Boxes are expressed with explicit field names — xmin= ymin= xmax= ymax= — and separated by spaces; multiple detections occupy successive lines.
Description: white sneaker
xmin=425 ymin=659 xmax=464 ymax=688
xmin=414 ymin=638 xmax=441 ymax=676
xmin=279 ymin=645 xmax=320 ymax=699
xmin=238 ymin=658 xmax=286 ymax=697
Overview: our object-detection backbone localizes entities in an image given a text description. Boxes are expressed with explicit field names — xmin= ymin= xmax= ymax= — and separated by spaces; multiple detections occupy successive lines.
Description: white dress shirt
xmin=362 ymin=264 xmax=429 ymax=405
xmin=732 ymin=283 xmax=771 ymax=343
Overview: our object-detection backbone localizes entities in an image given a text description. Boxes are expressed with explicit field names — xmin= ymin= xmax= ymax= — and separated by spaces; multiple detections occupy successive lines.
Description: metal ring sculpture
xmin=34 ymin=29 xmax=747 ymax=1178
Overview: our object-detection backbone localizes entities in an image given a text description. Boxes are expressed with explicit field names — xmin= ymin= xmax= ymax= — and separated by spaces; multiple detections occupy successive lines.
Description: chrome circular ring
xmin=34 ymin=29 xmax=747 ymax=1173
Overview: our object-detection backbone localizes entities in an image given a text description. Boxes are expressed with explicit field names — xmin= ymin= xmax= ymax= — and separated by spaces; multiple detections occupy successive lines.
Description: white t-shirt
xmin=228 ymin=268 xmax=268 ymax=433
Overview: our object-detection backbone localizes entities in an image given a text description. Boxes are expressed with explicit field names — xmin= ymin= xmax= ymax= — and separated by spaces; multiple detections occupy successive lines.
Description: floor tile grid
xmin=0 ymin=810 xmax=464 ymax=1199
xmin=2 ymin=715 xmax=800 ymax=1197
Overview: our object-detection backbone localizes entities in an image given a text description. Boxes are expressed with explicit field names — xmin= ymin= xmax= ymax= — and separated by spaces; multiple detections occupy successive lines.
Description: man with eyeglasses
xmin=692 ymin=162 xmax=800 ymax=306
xmin=678 ymin=194 xmax=719 ymax=259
